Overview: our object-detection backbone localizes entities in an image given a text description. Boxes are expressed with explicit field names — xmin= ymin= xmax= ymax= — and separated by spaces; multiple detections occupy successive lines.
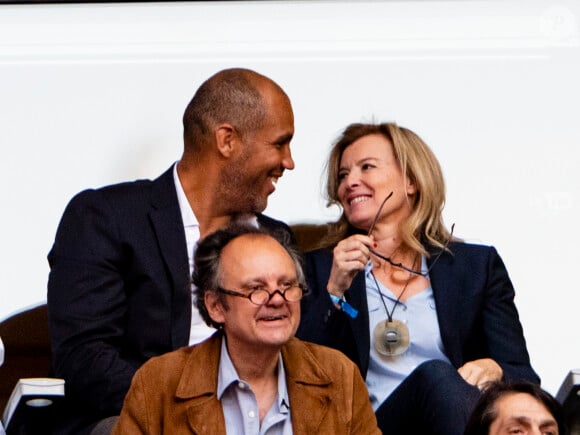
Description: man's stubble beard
xmin=218 ymin=152 xmax=266 ymax=215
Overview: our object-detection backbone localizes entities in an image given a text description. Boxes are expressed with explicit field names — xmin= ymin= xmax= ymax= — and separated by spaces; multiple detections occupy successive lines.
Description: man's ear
xmin=214 ymin=123 xmax=239 ymax=158
xmin=205 ymin=291 xmax=226 ymax=324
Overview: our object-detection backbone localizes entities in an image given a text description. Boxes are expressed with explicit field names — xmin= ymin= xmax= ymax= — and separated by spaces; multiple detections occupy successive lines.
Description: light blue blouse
xmin=364 ymin=257 xmax=450 ymax=410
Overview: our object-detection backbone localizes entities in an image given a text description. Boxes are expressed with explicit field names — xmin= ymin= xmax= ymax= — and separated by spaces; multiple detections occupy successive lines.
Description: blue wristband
xmin=329 ymin=294 xmax=359 ymax=319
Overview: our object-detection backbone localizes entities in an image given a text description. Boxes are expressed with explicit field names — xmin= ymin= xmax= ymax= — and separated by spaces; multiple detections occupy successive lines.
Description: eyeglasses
xmin=367 ymin=192 xmax=455 ymax=276
xmin=368 ymin=225 xmax=454 ymax=276
xmin=217 ymin=283 xmax=305 ymax=306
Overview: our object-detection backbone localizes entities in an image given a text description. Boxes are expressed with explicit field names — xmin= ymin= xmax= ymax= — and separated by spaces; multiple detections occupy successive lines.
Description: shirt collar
xmin=173 ymin=161 xmax=260 ymax=229
xmin=173 ymin=161 xmax=198 ymax=228
xmin=276 ymin=354 xmax=290 ymax=413
xmin=217 ymin=338 xmax=290 ymax=413
xmin=217 ymin=338 xmax=239 ymax=400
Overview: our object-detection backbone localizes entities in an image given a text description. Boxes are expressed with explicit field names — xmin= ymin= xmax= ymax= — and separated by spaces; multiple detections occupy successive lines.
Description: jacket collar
xmin=176 ymin=333 xmax=225 ymax=434
xmin=347 ymin=272 xmax=371 ymax=376
xmin=282 ymin=337 xmax=333 ymax=433
xmin=426 ymin=242 xmax=463 ymax=366
xmin=149 ymin=166 xmax=192 ymax=348
xmin=176 ymin=333 xmax=222 ymax=399
xmin=174 ymin=333 xmax=335 ymax=434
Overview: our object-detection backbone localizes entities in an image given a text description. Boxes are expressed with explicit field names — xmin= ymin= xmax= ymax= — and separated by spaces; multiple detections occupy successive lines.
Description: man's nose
xmin=281 ymin=146 xmax=295 ymax=171
xmin=265 ymin=289 xmax=286 ymax=305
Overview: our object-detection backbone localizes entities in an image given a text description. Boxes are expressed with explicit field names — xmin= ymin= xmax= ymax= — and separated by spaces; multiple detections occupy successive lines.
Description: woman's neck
xmin=370 ymin=221 xmax=404 ymax=253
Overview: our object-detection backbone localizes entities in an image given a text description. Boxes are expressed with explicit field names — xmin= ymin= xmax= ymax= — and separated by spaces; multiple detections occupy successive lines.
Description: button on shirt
xmin=217 ymin=340 xmax=293 ymax=435
xmin=364 ymin=258 xmax=450 ymax=410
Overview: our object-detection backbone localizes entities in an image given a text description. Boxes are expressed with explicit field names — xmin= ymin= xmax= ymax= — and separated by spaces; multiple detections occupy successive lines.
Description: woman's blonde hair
xmin=324 ymin=122 xmax=451 ymax=255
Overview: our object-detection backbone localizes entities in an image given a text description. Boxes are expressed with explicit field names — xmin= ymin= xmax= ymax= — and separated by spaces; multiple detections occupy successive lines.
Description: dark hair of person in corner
xmin=463 ymin=381 xmax=565 ymax=435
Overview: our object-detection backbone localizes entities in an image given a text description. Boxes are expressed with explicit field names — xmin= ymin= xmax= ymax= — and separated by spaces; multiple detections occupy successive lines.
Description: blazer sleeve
xmin=481 ymin=246 xmax=540 ymax=383
xmin=47 ymin=189 xmax=140 ymax=415
xmin=437 ymin=244 xmax=539 ymax=384
xmin=296 ymin=249 xmax=363 ymax=370
xmin=297 ymin=249 xmax=344 ymax=342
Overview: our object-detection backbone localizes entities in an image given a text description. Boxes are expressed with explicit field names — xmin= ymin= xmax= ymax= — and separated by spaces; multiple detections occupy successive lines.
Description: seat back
xmin=0 ymin=304 xmax=52 ymax=413
xmin=557 ymin=369 xmax=580 ymax=435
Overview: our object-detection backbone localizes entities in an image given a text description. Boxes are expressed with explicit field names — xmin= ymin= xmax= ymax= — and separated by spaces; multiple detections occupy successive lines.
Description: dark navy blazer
xmin=296 ymin=242 xmax=539 ymax=385
xmin=47 ymin=166 xmax=292 ymax=433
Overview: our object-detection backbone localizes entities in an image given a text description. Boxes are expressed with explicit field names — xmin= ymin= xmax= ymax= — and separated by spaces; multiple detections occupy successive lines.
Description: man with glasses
xmin=113 ymin=225 xmax=380 ymax=434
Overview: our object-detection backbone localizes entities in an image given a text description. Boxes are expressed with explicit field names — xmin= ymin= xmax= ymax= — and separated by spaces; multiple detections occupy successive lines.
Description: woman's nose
xmin=345 ymin=170 xmax=360 ymax=188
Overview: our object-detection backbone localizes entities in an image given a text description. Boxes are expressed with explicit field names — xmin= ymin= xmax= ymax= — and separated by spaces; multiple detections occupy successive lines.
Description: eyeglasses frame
xmin=216 ymin=283 xmax=306 ymax=306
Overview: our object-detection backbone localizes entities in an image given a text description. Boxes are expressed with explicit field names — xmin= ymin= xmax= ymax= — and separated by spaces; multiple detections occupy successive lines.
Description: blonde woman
xmin=297 ymin=122 xmax=538 ymax=435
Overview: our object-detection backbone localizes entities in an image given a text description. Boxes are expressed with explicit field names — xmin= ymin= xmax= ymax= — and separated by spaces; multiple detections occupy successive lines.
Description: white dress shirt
xmin=173 ymin=163 xmax=216 ymax=345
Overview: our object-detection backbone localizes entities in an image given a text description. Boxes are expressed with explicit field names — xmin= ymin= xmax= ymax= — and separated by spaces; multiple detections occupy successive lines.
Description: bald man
xmin=47 ymin=68 xmax=296 ymax=434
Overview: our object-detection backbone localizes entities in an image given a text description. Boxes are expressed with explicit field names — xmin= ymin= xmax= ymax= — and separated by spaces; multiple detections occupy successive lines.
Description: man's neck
xmin=177 ymin=160 xmax=252 ymax=237
xmin=227 ymin=341 xmax=279 ymax=382
xmin=226 ymin=339 xmax=281 ymax=423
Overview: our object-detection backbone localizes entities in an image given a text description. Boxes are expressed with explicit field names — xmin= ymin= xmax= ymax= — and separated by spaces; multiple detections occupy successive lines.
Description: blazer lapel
xmin=282 ymin=339 xmax=333 ymax=433
xmin=185 ymin=399 xmax=226 ymax=435
xmin=427 ymin=243 xmax=463 ymax=367
xmin=314 ymin=251 xmax=370 ymax=377
xmin=179 ymin=334 xmax=227 ymax=434
xmin=149 ymin=167 xmax=191 ymax=348
xmin=347 ymin=271 xmax=371 ymax=377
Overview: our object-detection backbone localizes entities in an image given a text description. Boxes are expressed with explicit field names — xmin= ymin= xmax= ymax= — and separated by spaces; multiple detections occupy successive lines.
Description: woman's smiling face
xmin=337 ymin=133 xmax=416 ymax=231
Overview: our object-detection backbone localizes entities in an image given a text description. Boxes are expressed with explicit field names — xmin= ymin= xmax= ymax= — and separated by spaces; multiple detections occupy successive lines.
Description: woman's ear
xmin=406 ymin=177 xmax=417 ymax=196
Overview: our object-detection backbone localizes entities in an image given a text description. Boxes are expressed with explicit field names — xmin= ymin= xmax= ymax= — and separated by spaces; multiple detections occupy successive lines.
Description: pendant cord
xmin=370 ymin=253 xmax=417 ymax=323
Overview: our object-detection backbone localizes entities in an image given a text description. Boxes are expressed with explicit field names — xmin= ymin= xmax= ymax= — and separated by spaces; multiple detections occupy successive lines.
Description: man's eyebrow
xmin=241 ymin=278 xmax=267 ymax=287
xmin=274 ymin=133 xmax=293 ymax=144
xmin=539 ymin=419 xmax=558 ymax=430
xmin=506 ymin=416 xmax=530 ymax=426
xmin=507 ymin=415 xmax=558 ymax=429
xmin=241 ymin=275 xmax=297 ymax=286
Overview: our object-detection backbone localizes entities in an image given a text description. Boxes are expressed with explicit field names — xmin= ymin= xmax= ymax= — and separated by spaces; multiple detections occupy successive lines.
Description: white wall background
xmin=0 ymin=0 xmax=578 ymax=396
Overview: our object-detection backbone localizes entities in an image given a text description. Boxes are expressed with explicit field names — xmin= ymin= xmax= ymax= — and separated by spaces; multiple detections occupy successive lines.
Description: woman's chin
xmin=345 ymin=215 xmax=372 ymax=232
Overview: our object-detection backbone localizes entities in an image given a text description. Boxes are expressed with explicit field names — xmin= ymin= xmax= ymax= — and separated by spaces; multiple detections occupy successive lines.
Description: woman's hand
xmin=458 ymin=358 xmax=503 ymax=389
xmin=327 ymin=234 xmax=374 ymax=297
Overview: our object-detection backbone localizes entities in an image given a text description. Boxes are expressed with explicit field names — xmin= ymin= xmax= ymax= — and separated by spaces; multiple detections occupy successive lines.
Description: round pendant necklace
xmin=370 ymin=254 xmax=417 ymax=358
